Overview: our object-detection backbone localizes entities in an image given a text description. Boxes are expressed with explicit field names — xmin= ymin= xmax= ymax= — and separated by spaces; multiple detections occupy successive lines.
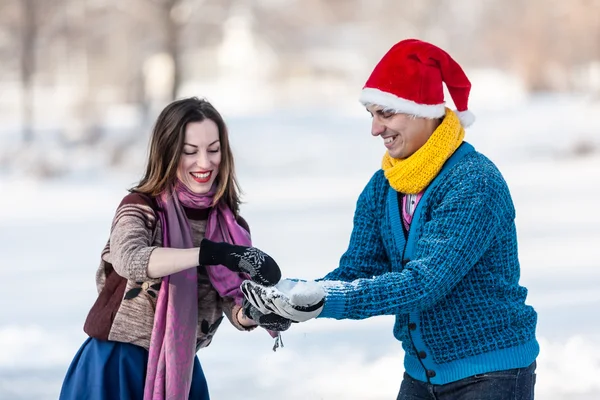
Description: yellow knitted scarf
xmin=382 ymin=108 xmax=465 ymax=194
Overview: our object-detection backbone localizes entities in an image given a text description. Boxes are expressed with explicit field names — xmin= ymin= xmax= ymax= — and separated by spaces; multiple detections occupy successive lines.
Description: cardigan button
xmin=408 ymin=322 xmax=417 ymax=330
xmin=418 ymin=351 xmax=427 ymax=359
xmin=427 ymin=370 xmax=436 ymax=378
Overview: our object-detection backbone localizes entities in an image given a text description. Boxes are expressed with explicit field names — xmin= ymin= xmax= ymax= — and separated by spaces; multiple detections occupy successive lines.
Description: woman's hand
xmin=242 ymin=299 xmax=292 ymax=332
xmin=236 ymin=306 xmax=258 ymax=329
xmin=199 ymin=239 xmax=281 ymax=286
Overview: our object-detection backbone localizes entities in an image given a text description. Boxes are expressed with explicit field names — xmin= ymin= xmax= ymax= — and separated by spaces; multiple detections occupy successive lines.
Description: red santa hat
xmin=359 ymin=39 xmax=475 ymax=127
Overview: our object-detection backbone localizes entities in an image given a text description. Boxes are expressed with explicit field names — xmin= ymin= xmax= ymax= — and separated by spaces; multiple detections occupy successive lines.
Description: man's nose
xmin=371 ymin=119 xmax=386 ymax=136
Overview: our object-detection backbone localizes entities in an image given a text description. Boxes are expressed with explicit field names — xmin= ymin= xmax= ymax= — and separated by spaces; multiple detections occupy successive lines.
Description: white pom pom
xmin=457 ymin=110 xmax=475 ymax=127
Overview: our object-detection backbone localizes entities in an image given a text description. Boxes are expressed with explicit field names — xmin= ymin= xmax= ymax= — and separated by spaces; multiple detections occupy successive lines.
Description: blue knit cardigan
xmin=318 ymin=143 xmax=539 ymax=384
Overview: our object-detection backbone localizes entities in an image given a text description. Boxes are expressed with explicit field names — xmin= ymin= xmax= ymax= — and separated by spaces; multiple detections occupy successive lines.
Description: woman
xmin=59 ymin=97 xmax=284 ymax=400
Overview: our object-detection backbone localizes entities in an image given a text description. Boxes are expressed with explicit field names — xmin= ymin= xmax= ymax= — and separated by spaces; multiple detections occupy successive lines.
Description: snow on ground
xmin=1 ymin=95 xmax=599 ymax=399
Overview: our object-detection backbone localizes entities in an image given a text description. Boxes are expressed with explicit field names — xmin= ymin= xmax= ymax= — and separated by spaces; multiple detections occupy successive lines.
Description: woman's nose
xmin=195 ymin=152 xmax=210 ymax=169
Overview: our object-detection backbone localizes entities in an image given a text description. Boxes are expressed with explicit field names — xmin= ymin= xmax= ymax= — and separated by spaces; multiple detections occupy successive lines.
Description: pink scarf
xmin=144 ymin=180 xmax=251 ymax=400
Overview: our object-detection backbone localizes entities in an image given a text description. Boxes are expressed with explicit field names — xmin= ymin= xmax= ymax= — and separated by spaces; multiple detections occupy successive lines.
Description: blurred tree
xmin=148 ymin=0 xmax=185 ymax=100
xmin=480 ymin=0 xmax=600 ymax=92
xmin=0 ymin=0 xmax=599 ymax=144
xmin=0 ymin=1 xmax=19 ymax=77
xmin=19 ymin=0 xmax=39 ymax=143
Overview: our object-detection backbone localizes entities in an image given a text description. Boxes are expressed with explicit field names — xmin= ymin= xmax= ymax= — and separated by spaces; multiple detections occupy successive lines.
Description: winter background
xmin=1 ymin=0 xmax=600 ymax=399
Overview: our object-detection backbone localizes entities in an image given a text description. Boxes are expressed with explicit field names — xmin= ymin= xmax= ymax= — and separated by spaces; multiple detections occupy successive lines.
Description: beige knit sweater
xmin=83 ymin=192 xmax=249 ymax=351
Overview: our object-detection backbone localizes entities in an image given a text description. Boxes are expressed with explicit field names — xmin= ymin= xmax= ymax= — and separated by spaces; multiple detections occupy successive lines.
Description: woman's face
xmin=176 ymin=119 xmax=221 ymax=194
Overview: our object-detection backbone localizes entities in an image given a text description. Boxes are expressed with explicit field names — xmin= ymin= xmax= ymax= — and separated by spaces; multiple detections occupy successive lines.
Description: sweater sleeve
xmin=320 ymin=171 xmax=391 ymax=282
xmin=318 ymin=170 xmax=505 ymax=320
xmin=108 ymin=194 xmax=159 ymax=282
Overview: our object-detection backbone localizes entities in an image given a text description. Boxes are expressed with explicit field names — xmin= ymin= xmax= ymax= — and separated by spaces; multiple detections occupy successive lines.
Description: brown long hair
xmin=132 ymin=97 xmax=242 ymax=215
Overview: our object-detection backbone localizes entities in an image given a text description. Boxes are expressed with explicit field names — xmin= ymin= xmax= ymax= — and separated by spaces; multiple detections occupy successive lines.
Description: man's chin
xmin=388 ymin=150 xmax=407 ymax=160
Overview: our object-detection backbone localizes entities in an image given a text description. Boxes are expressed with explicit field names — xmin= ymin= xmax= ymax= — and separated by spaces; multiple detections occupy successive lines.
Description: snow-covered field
xmin=1 ymin=94 xmax=599 ymax=399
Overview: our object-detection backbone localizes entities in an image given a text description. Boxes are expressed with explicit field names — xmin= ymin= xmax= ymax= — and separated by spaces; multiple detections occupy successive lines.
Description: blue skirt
xmin=59 ymin=338 xmax=209 ymax=400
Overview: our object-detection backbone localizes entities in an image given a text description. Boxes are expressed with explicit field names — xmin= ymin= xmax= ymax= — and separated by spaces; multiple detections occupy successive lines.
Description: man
xmin=242 ymin=39 xmax=539 ymax=399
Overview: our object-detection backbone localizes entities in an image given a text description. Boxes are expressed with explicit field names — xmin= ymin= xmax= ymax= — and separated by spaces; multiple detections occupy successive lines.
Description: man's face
xmin=367 ymin=105 xmax=438 ymax=159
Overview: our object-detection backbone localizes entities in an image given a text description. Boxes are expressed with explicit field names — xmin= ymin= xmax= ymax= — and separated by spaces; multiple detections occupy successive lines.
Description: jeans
xmin=397 ymin=362 xmax=536 ymax=400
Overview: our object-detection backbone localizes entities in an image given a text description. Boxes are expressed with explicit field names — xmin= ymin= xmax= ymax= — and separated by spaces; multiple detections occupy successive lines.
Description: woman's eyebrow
xmin=184 ymin=140 xmax=219 ymax=147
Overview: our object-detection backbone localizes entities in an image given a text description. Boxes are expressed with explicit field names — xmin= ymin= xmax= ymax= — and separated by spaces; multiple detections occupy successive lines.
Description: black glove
xmin=243 ymin=299 xmax=292 ymax=332
xmin=199 ymin=239 xmax=281 ymax=286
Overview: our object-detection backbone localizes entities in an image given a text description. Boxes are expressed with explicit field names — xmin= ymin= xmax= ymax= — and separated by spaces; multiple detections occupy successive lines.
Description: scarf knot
xmin=173 ymin=179 xmax=214 ymax=210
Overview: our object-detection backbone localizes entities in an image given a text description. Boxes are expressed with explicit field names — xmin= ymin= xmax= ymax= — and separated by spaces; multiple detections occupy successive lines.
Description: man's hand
xmin=241 ymin=279 xmax=325 ymax=323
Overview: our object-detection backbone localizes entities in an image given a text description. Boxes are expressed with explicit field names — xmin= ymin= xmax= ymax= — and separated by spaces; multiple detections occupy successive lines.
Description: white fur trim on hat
xmin=359 ymin=88 xmax=446 ymax=119
xmin=456 ymin=110 xmax=475 ymax=128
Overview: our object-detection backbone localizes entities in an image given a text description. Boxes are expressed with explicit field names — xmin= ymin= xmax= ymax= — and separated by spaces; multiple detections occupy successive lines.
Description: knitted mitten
xmin=199 ymin=239 xmax=281 ymax=286
xmin=243 ymin=299 xmax=292 ymax=332
xmin=241 ymin=279 xmax=325 ymax=323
